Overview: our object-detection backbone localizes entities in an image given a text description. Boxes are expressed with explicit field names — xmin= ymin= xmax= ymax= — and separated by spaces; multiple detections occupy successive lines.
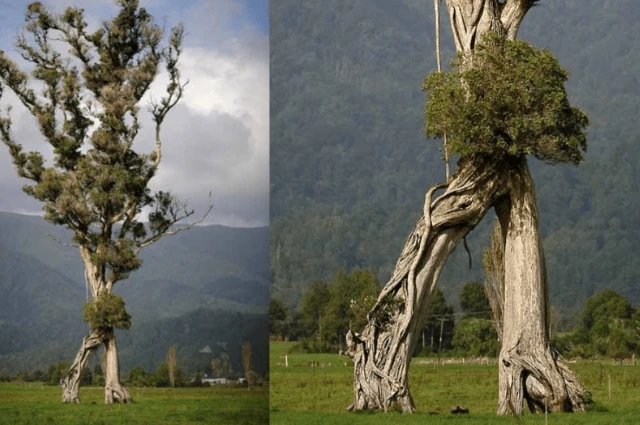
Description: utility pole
xmin=436 ymin=317 xmax=448 ymax=365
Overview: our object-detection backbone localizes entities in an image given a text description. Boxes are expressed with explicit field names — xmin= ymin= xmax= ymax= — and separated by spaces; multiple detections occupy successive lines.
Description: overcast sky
xmin=0 ymin=0 xmax=268 ymax=227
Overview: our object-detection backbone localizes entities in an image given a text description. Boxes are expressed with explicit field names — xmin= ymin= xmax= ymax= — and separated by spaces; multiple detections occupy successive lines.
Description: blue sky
xmin=0 ymin=0 xmax=269 ymax=227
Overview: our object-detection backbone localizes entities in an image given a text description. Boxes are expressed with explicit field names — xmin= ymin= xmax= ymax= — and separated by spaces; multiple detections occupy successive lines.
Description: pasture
xmin=270 ymin=341 xmax=640 ymax=424
xmin=0 ymin=383 xmax=268 ymax=425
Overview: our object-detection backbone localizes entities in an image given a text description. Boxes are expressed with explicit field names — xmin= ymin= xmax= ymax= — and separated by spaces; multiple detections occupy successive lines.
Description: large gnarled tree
xmin=346 ymin=0 xmax=588 ymax=414
xmin=0 ymin=1 xmax=209 ymax=404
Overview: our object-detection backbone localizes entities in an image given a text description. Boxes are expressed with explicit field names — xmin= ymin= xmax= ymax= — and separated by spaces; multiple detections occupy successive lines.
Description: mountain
xmin=0 ymin=212 xmax=269 ymax=375
xmin=270 ymin=0 xmax=640 ymax=321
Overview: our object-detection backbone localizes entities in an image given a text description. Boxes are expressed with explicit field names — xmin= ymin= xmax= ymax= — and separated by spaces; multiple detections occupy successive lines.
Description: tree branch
xmin=500 ymin=0 xmax=537 ymax=40
xmin=134 ymin=201 xmax=213 ymax=254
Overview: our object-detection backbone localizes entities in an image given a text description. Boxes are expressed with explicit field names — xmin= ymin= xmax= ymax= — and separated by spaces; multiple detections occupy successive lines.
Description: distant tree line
xmin=0 ymin=344 xmax=265 ymax=388
xmin=271 ymin=270 xmax=640 ymax=361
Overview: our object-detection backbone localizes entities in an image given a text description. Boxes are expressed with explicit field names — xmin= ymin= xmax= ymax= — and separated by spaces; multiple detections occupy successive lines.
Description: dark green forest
xmin=270 ymin=0 xmax=640 ymax=326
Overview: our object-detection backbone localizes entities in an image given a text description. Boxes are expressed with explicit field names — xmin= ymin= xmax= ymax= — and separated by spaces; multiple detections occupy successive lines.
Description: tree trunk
xmin=61 ymin=254 xmax=131 ymax=404
xmin=102 ymin=328 xmax=132 ymax=404
xmin=495 ymin=158 xmax=585 ymax=414
xmin=61 ymin=329 xmax=106 ymax=403
xmin=347 ymin=0 xmax=586 ymax=414
xmin=347 ymin=155 xmax=511 ymax=412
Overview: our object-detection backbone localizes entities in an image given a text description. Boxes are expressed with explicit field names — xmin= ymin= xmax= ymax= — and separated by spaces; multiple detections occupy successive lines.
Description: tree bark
xmin=347 ymin=155 xmax=511 ymax=412
xmin=61 ymin=329 xmax=106 ymax=403
xmin=102 ymin=328 xmax=131 ymax=404
xmin=495 ymin=158 xmax=585 ymax=414
xmin=483 ymin=219 xmax=505 ymax=339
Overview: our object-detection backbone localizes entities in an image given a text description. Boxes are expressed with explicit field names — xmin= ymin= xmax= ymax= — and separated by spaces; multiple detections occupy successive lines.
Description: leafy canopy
xmin=0 ymin=1 xmax=201 ymax=284
xmin=423 ymin=32 xmax=589 ymax=164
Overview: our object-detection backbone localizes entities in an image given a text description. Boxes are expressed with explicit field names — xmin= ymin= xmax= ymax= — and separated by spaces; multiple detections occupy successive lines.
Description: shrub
xmin=423 ymin=31 xmax=589 ymax=164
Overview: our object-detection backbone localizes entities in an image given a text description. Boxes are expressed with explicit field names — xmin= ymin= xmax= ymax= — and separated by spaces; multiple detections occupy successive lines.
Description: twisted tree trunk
xmin=61 ymin=252 xmax=131 ymax=404
xmin=61 ymin=329 xmax=106 ymax=403
xmin=347 ymin=155 xmax=511 ymax=412
xmin=495 ymin=158 xmax=585 ymax=414
xmin=60 ymin=326 xmax=131 ymax=404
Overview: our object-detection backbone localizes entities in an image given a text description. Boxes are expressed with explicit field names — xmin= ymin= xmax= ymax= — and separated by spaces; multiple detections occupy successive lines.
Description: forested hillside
xmin=0 ymin=212 xmax=269 ymax=375
xmin=270 ymin=0 xmax=640 ymax=321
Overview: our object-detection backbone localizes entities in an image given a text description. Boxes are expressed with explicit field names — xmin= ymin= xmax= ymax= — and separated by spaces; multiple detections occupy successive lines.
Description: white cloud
xmin=0 ymin=0 xmax=268 ymax=228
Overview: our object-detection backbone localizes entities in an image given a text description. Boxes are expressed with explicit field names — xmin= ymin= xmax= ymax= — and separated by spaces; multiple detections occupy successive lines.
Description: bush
xmin=423 ymin=31 xmax=589 ymax=164
xmin=83 ymin=292 xmax=132 ymax=330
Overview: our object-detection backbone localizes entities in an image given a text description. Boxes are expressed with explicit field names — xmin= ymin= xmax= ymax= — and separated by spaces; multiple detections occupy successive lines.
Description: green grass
xmin=0 ymin=383 xmax=268 ymax=425
xmin=270 ymin=341 xmax=640 ymax=424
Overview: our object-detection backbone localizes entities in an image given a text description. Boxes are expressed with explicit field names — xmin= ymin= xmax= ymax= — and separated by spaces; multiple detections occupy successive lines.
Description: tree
xmin=323 ymin=270 xmax=380 ymax=349
xmin=346 ymin=0 xmax=587 ymax=414
xmin=415 ymin=288 xmax=454 ymax=356
xmin=459 ymin=282 xmax=491 ymax=319
xmin=166 ymin=345 xmax=178 ymax=388
xmin=242 ymin=341 xmax=252 ymax=390
xmin=299 ymin=280 xmax=331 ymax=341
xmin=0 ymin=1 xmax=209 ymax=403
xmin=269 ymin=298 xmax=289 ymax=339
xmin=211 ymin=352 xmax=231 ymax=378
xmin=453 ymin=318 xmax=499 ymax=357
xmin=576 ymin=290 xmax=640 ymax=359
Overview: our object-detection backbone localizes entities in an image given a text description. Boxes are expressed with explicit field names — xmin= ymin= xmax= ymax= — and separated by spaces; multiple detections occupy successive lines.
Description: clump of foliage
xmin=83 ymin=292 xmax=131 ymax=330
xmin=423 ymin=31 xmax=589 ymax=164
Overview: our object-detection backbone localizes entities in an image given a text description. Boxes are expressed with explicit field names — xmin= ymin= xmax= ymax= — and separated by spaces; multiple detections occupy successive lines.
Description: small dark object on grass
xmin=451 ymin=405 xmax=469 ymax=414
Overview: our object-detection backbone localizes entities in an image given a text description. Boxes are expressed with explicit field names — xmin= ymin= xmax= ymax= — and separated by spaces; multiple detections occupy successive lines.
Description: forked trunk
xmin=61 ymin=263 xmax=131 ymax=404
xmin=495 ymin=158 xmax=585 ymax=414
xmin=61 ymin=329 xmax=106 ymax=403
xmin=349 ymin=156 xmax=586 ymax=413
xmin=102 ymin=328 xmax=132 ymax=404
xmin=347 ymin=155 xmax=511 ymax=412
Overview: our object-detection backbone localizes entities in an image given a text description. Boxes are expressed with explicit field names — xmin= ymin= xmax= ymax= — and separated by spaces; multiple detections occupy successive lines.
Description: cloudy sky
xmin=0 ymin=0 xmax=268 ymax=227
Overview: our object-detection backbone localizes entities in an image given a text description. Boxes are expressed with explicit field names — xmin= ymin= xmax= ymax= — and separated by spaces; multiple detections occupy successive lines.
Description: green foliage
xmin=459 ymin=282 xmax=492 ymax=319
xmin=300 ymin=281 xmax=331 ymax=338
xmin=572 ymin=290 xmax=640 ymax=358
xmin=46 ymin=361 xmax=70 ymax=386
xmin=83 ymin=292 xmax=132 ymax=330
xmin=323 ymin=270 xmax=380 ymax=342
xmin=416 ymin=288 xmax=455 ymax=356
xmin=423 ymin=32 xmax=589 ymax=164
xmin=453 ymin=318 xmax=500 ymax=357
xmin=294 ymin=270 xmax=381 ymax=350
xmin=127 ymin=366 xmax=154 ymax=387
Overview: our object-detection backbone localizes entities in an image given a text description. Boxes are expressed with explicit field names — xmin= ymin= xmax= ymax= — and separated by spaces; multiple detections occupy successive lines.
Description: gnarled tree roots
xmin=498 ymin=345 xmax=586 ymax=414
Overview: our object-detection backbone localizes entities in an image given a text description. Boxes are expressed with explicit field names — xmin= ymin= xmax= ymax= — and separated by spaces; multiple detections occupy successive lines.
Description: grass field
xmin=270 ymin=341 xmax=640 ymax=424
xmin=0 ymin=382 xmax=268 ymax=425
